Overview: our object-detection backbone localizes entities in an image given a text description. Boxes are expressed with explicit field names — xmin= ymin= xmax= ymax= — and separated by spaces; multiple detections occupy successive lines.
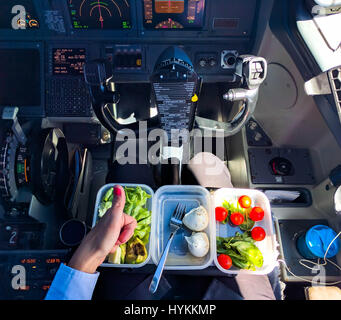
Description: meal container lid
xmin=305 ymin=225 xmax=340 ymax=258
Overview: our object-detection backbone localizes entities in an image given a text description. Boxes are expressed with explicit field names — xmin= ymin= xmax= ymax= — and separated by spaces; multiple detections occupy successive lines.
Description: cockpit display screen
xmin=0 ymin=49 xmax=41 ymax=107
xmin=67 ymin=0 xmax=132 ymax=30
xmin=143 ymin=0 xmax=205 ymax=29
xmin=52 ymin=48 xmax=86 ymax=76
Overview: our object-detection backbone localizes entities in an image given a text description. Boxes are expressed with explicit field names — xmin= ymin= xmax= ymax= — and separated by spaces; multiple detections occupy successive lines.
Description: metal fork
xmin=149 ymin=203 xmax=186 ymax=294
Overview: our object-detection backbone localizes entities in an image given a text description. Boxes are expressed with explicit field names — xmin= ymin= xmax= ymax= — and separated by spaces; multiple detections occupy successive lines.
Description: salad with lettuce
xmin=217 ymin=232 xmax=264 ymax=271
xmin=98 ymin=186 xmax=152 ymax=265
xmin=215 ymin=194 xmax=265 ymax=271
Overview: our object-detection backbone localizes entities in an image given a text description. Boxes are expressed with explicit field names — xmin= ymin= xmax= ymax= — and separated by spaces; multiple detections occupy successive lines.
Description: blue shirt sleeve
xmin=45 ymin=263 xmax=100 ymax=300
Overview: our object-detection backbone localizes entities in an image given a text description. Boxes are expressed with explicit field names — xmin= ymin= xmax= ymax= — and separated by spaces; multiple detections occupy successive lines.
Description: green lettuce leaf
xmin=231 ymin=241 xmax=264 ymax=268
xmin=217 ymin=231 xmax=263 ymax=270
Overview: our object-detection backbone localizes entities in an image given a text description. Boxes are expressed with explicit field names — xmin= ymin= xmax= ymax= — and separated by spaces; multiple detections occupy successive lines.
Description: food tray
xmin=92 ymin=183 xmax=154 ymax=268
xmin=212 ymin=188 xmax=278 ymax=275
xmin=150 ymin=185 xmax=215 ymax=270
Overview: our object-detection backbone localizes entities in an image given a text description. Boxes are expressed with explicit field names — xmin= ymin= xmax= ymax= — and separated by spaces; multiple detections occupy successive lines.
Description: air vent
xmin=329 ymin=67 xmax=341 ymax=123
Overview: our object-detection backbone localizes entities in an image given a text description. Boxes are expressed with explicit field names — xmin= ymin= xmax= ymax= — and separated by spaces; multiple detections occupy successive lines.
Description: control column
xmin=150 ymin=47 xmax=201 ymax=185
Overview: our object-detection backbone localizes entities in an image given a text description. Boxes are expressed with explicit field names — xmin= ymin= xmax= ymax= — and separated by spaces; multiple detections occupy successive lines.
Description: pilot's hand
xmin=68 ymin=185 xmax=137 ymax=274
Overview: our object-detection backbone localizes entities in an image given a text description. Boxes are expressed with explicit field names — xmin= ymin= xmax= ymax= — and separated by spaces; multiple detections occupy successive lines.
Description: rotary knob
xmin=198 ymin=58 xmax=208 ymax=68
xmin=208 ymin=58 xmax=217 ymax=67
xmin=269 ymin=157 xmax=293 ymax=176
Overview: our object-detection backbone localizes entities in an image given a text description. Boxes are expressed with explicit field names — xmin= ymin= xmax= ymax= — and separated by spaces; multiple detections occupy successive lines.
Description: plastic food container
xmin=92 ymin=183 xmax=154 ymax=268
xmin=213 ymin=188 xmax=278 ymax=275
xmin=150 ymin=185 xmax=215 ymax=270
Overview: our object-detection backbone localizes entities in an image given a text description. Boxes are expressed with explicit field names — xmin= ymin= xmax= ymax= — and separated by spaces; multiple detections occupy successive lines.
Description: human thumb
xmin=110 ymin=185 xmax=125 ymax=212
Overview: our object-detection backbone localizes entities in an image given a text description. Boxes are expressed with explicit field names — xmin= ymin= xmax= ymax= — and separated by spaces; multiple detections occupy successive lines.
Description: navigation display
xmin=67 ymin=0 xmax=131 ymax=30
xmin=52 ymin=48 xmax=86 ymax=76
xmin=143 ymin=0 xmax=205 ymax=29
xmin=0 ymin=0 xmax=39 ymax=29
xmin=0 ymin=49 xmax=40 ymax=106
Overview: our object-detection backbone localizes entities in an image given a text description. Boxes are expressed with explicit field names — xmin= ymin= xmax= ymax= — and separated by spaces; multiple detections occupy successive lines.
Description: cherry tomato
xmin=215 ymin=207 xmax=228 ymax=222
xmin=249 ymin=207 xmax=264 ymax=221
xmin=251 ymin=227 xmax=266 ymax=241
xmin=217 ymin=254 xmax=232 ymax=270
xmin=238 ymin=195 xmax=252 ymax=209
xmin=230 ymin=212 xmax=244 ymax=226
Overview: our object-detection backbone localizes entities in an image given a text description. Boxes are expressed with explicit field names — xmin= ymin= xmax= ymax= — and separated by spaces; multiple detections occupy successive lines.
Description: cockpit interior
xmin=0 ymin=0 xmax=341 ymax=301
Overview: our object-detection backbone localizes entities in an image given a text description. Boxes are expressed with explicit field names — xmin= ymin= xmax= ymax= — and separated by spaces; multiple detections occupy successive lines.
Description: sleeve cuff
xmin=45 ymin=263 xmax=100 ymax=300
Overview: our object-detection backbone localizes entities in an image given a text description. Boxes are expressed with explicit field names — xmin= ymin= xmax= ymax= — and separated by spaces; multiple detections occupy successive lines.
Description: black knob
xmin=198 ymin=58 xmax=207 ymax=68
xmin=208 ymin=58 xmax=217 ymax=67
xmin=223 ymin=54 xmax=236 ymax=67
xmin=269 ymin=157 xmax=293 ymax=176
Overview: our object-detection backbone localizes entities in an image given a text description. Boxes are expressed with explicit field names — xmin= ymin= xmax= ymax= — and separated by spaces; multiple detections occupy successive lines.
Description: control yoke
xmin=84 ymin=59 xmax=122 ymax=131
xmin=84 ymin=50 xmax=267 ymax=186
xmin=195 ymin=55 xmax=267 ymax=136
xmin=84 ymin=52 xmax=267 ymax=138
xmin=84 ymin=59 xmax=159 ymax=134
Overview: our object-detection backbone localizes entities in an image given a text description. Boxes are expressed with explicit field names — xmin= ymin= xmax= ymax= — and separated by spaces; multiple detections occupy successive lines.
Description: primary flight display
xmin=67 ymin=0 xmax=132 ymax=29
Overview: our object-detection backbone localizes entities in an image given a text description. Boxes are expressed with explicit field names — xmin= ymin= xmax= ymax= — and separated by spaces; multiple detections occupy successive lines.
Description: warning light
xmin=191 ymin=94 xmax=199 ymax=102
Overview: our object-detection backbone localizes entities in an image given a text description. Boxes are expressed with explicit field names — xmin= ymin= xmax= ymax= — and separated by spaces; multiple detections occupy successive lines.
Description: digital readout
xmin=52 ymin=48 xmax=86 ymax=76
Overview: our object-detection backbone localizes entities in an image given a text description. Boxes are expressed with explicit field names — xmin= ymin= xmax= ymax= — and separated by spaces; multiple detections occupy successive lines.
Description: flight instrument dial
xmin=67 ymin=0 xmax=132 ymax=30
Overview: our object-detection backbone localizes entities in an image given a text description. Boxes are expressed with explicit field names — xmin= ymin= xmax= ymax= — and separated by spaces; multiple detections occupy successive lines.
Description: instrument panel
xmin=0 ymin=0 xmax=260 ymax=119
xmin=0 ymin=0 xmax=259 ymax=37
